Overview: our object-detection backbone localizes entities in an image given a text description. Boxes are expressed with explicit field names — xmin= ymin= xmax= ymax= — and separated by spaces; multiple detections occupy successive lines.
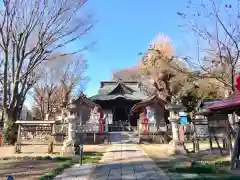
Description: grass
xmin=168 ymin=160 xmax=240 ymax=180
xmin=39 ymin=160 xmax=73 ymax=180
xmin=140 ymin=144 xmax=240 ymax=180
xmin=82 ymin=152 xmax=103 ymax=164
xmin=39 ymin=152 xmax=103 ymax=180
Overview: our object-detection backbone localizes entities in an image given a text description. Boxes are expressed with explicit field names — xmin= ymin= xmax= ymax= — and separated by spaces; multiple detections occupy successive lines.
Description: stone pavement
xmin=90 ymin=144 xmax=170 ymax=180
xmin=54 ymin=144 xmax=170 ymax=180
xmin=54 ymin=164 xmax=96 ymax=180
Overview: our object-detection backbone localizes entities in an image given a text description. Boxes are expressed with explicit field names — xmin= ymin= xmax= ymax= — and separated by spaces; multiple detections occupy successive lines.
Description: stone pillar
xmin=171 ymin=118 xmax=180 ymax=142
xmin=68 ymin=115 xmax=76 ymax=141
xmin=168 ymin=112 xmax=187 ymax=155
xmin=45 ymin=113 xmax=49 ymax=121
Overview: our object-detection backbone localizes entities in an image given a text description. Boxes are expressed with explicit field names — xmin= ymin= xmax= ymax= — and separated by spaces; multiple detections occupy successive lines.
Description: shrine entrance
xmin=113 ymin=107 xmax=128 ymax=122
xmin=111 ymin=106 xmax=130 ymax=132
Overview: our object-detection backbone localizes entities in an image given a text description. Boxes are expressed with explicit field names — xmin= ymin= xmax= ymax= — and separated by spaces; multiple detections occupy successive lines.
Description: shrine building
xmin=89 ymin=81 xmax=168 ymax=132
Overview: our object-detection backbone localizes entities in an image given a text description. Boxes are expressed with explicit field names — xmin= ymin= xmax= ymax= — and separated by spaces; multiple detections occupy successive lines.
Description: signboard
xmin=193 ymin=119 xmax=209 ymax=138
xmin=195 ymin=124 xmax=209 ymax=138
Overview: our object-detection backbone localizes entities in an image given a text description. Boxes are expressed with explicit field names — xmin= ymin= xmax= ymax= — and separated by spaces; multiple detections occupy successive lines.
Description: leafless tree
xmin=33 ymin=54 xmax=88 ymax=121
xmin=177 ymin=0 xmax=240 ymax=95
xmin=0 ymin=0 xmax=93 ymax=144
xmin=176 ymin=0 xmax=240 ymax=137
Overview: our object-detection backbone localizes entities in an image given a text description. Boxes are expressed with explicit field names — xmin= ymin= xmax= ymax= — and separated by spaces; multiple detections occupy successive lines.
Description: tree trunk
xmin=2 ymin=108 xmax=19 ymax=145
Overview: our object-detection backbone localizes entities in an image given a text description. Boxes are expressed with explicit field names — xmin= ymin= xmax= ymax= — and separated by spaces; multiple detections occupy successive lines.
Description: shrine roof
xmin=90 ymin=81 xmax=148 ymax=101
xmin=196 ymin=99 xmax=223 ymax=115
xmin=206 ymin=91 xmax=240 ymax=111
xmin=130 ymin=95 xmax=166 ymax=112
xmin=70 ymin=92 xmax=98 ymax=108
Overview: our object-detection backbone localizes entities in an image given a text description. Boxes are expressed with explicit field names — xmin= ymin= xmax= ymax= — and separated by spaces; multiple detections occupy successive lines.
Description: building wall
xmin=138 ymin=104 xmax=166 ymax=133
xmin=152 ymin=104 xmax=166 ymax=131
xmin=75 ymin=104 xmax=91 ymax=125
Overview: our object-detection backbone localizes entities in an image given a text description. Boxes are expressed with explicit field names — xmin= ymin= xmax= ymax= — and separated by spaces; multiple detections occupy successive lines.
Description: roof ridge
xmin=107 ymin=82 xmax=134 ymax=95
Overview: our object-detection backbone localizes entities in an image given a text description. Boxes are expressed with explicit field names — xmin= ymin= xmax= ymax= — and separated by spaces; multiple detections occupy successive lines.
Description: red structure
xmin=206 ymin=91 xmax=240 ymax=111
xmin=205 ymin=75 xmax=240 ymax=169
xmin=143 ymin=116 xmax=148 ymax=135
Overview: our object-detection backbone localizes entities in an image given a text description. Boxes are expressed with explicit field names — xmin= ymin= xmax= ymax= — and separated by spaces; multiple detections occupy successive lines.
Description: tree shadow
xmin=0 ymin=160 xmax=58 ymax=180
xmin=109 ymin=150 xmax=141 ymax=153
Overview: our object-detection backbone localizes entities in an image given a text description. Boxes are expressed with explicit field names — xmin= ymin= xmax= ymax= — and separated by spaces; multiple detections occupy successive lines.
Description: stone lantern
xmin=61 ymin=104 xmax=77 ymax=156
xmin=166 ymin=102 xmax=187 ymax=155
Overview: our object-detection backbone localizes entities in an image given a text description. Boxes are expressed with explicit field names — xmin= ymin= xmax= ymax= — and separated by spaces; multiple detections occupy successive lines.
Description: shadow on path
xmin=109 ymin=150 xmax=141 ymax=153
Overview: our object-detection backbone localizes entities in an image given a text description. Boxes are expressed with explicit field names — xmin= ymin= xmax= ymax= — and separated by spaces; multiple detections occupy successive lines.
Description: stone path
xmin=54 ymin=131 xmax=170 ymax=180
xmin=90 ymin=144 xmax=170 ymax=180
xmin=54 ymin=164 xmax=95 ymax=180
xmin=54 ymin=144 xmax=170 ymax=180
xmin=109 ymin=132 xmax=140 ymax=144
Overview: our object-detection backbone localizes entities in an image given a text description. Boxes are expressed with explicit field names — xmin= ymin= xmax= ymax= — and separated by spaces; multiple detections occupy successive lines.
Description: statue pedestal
xmin=168 ymin=118 xmax=187 ymax=155
xmin=61 ymin=139 xmax=75 ymax=156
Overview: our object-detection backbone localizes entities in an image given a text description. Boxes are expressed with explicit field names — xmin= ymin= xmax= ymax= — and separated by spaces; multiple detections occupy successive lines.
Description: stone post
xmin=45 ymin=113 xmax=49 ymax=121
xmin=61 ymin=114 xmax=77 ymax=156
xmin=68 ymin=115 xmax=76 ymax=141
xmin=167 ymin=107 xmax=187 ymax=155
xmin=170 ymin=118 xmax=180 ymax=142
xmin=168 ymin=117 xmax=187 ymax=155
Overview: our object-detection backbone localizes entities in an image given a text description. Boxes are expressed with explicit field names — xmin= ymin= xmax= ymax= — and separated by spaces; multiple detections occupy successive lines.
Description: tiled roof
xmin=90 ymin=81 xmax=149 ymax=101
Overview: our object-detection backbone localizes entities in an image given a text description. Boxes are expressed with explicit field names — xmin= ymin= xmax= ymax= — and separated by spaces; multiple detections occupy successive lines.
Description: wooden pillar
xmin=207 ymin=119 xmax=213 ymax=154
xmin=196 ymin=139 xmax=200 ymax=152
xmin=231 ymin=125 xmax=240 ymax=169
xmin=79 ymin=110 xmax=82 ymax=126
xmin=192 ymin=123 xmax=197 ymax=152
xmin=226 ymin=119 xmax=233 ymax=157
xmin=17 ymin=124 xmax=21 ymax=143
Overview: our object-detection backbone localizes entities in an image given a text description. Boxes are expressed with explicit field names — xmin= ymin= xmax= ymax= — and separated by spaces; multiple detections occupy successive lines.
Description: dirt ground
xmin=140 ymin=143 xmax=230 ymax=165
xmin=0 ymin=144 xmax=110 ymax=180
xmin=0 ymin=144 xmax=110 ymax=157
xmin=140 ymin=143 xmax=232 ymax=179
xmin=0 ymin=160 xmax=58 ymax=180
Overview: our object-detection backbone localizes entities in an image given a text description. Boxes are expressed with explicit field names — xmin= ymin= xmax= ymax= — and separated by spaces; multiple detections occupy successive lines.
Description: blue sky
xmin=83 ymin=0 xmax=193 ymax=97
xmin=25 ymin=0 xmax=196 ymax=108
